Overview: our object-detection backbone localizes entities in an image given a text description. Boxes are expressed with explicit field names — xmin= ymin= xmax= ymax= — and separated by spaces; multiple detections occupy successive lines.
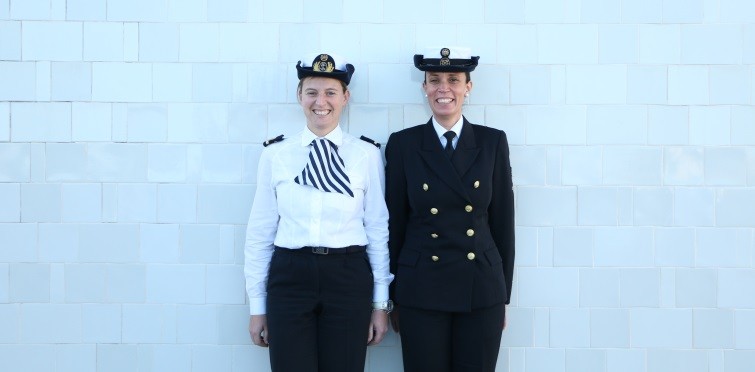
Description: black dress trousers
xmin=265 ymin=248 xmax=373 ymax=372
xmin=398 ymin=304 xmax=504 ymax=372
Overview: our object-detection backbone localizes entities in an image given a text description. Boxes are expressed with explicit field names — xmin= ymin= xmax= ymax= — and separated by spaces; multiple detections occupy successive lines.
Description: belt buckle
xmin=312 ymin=247 xmax=329 ymax=255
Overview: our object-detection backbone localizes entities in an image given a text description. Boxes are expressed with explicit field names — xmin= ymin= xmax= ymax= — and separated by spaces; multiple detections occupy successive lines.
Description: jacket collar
xmin=419 ymin=117 xmax=480 ymax=200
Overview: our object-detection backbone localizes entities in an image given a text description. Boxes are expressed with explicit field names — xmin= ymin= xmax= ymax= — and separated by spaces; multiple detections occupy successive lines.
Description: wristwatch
xmin=372 ymin=300 xmax=394 ymax=313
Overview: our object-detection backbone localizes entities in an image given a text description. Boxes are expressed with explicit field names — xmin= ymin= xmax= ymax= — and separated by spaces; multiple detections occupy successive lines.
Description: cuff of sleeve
xmin=372 ymin=284 xmax=389 ymax=303
xmin=249 ymin=297 xmax=266 ymax=315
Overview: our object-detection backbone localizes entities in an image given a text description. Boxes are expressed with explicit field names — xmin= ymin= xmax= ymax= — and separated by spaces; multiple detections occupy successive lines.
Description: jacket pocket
xmin=483 ymin=248 xmax=502 ymax=267
xmin=398 ymin=249 xmax=421 ymax=267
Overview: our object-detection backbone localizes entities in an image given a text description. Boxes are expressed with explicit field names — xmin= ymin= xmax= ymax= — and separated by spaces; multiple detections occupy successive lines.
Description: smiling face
xmin=298 ymin=77 xmax=350 ymax=136
xmin=423 ymin=72 xmax=473 ymax=129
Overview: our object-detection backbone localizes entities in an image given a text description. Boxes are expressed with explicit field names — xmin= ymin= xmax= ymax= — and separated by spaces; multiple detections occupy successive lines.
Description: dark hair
xmin=424 ymin=71 xmax=471 ymax=83
xmin=297 ymin=77 xmax=348 ymax=96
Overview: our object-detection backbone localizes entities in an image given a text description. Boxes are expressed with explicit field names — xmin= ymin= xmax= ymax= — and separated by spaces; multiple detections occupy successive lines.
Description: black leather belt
xmin=275 ymin=245 xmax=366 ymax=255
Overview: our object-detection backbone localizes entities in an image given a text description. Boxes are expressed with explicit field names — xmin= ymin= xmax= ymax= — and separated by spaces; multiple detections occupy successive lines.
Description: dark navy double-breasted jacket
xmin=385 ymin=117 xmax=515 ymax=312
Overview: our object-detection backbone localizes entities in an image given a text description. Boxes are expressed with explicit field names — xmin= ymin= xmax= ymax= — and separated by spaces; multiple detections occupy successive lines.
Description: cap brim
xmin=413 ymin=55 xmax=479 ymax=73
xmin=296 ymin=62 xmax=355 ymax=85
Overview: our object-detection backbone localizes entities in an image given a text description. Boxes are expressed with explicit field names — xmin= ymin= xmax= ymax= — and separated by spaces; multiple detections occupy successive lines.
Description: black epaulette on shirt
xmin=359 ymin=135 xmax=381 ymax=148
xmin=263 ymin=134 xmax=285 ymax=147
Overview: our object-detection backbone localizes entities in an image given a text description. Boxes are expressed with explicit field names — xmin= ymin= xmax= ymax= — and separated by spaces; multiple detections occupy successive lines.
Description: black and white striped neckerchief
xmin=294 ymin=138 xmax=354 ymax=197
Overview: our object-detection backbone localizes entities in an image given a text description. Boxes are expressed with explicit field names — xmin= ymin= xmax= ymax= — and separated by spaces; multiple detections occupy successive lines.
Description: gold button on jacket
xmin=430 ymin=208 xmax=438 ymax=214
xmin=431 ymin=255 xmax=439 ymax=262
xmin=466 ymin=229 xmax=475 ymax=237
xmin=467 ymin=252 xmax=475 ymax=260
xmin=430 ymin=233 xmax=438 ymax=238
xmin=422 ymin=183 xmax=429 ymax=191
xmin=465 ymin=205 xmax=473 ymax=212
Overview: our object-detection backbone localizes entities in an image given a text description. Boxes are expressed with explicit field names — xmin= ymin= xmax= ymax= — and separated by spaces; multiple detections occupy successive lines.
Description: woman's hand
xmin=367 ymin=310 xmax=389 ymax=346
xmin=249 ymin=315 xmax=269 ymax=347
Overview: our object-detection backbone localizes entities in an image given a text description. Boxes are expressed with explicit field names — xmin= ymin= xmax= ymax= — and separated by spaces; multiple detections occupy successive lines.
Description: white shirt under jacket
xmin=244 ymin=125 xmax=393 ymax=315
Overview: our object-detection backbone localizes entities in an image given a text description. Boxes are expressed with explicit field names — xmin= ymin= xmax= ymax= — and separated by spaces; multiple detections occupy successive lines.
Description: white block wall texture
xmin=1 ymin=0 xmax=754 ymax=371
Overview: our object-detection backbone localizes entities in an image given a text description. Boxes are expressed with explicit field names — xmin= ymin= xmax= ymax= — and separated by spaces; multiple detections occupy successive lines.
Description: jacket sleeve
xmin=384 ymin=132 xmax=408 ymax=303
xmin=489 ymin=130 xmax=515 ymax=304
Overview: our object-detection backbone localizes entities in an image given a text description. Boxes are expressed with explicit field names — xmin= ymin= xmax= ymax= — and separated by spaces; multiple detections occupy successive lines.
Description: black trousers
xmin=399 ymin=303 xmax=505 ymax=372
xmin=266 ymin=248 xmax=373 ymax=372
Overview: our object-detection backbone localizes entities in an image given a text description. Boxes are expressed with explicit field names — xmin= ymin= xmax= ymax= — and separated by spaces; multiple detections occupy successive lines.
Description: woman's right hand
xmin=249 ymin=315 xmax=269 ymax=347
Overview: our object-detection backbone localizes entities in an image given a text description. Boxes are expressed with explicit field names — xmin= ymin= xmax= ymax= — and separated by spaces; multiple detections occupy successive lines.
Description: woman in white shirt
xmin=244 ymin=53 xmax=394 ymax=372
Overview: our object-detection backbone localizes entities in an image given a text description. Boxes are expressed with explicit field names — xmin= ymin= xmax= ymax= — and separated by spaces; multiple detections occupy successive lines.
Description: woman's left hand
xmin=367 ymin=310 xmax=389 ymax=346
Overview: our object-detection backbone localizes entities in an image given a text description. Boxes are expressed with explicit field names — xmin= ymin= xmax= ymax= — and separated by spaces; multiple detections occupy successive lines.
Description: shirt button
xmin=431 ymin=255 xmax=439 ymax=262
xmin=430 ymin=208 xmax=438 ymax=215
xmin=422 ymin=183 xmax=429 ymax=191
xmin=465 ymin=205 xmax=473 ymax=212
xmin=473 ymin=180 xmax=480 ymax=188
xmin=467 ymin=252 xmax=476 ymax=260
xmin=431 ymin=233 xmax=438 ymax=238
xmin=467 ymin=229 xmax=475 ymax=237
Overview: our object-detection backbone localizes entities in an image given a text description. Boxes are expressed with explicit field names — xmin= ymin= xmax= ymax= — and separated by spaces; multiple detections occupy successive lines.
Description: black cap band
xmin=413 ymin=47 xmax=479 ymax=72
xmin=296 ymin=54 xmax=355 ymax=85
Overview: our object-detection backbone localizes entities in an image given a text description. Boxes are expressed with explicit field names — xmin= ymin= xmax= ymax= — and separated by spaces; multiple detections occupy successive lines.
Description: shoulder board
xmin=359 ymin=135 xmax=381 ymax=148
xmin=263 ymin=134 xmax=285 ymax=147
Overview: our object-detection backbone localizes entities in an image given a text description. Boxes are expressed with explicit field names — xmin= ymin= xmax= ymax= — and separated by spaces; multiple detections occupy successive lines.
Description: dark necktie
xmin=443 ymin=131 xmax=456 ymax=158
xmin=294 ymin=138 xmax=354 ymax=197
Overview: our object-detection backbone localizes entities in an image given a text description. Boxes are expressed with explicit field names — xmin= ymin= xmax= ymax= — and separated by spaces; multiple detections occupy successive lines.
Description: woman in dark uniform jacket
xmin=385 ymin=47 xmax=515 ymax=372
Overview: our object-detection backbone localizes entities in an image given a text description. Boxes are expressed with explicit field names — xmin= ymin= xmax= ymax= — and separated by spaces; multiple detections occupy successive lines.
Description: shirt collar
xmin=301 ymin=124 xmax=344 ymax=147
xmin=432 ymin=116 xmax=464 ymax=140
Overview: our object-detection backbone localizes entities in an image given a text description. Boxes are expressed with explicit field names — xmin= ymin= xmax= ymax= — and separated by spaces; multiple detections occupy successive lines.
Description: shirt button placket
xmin=310 ymin=192 xmax=323 ymax=243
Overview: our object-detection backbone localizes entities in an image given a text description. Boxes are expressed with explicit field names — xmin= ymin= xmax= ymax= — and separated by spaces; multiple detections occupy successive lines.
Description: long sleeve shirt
xmin=244 ymin=125 xmax=393 ymax=315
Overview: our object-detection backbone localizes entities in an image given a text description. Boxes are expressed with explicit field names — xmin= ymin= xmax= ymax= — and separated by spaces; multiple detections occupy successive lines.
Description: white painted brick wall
xmin=1 ymin=0 xmax=754 ymax=371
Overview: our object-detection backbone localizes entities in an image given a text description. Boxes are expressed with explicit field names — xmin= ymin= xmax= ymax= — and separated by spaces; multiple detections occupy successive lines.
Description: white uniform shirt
xmin=432 ymin=115 xmax=464 ymax=149
xmin=244 ymin=125 xmax=393 ymax=315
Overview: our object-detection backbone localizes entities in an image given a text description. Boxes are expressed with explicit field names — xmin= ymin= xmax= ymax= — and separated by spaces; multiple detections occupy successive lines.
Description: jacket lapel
xmin=450 ymin=118 xmax=480 ymax=178
xmin=418 ymin=119 xmax=471 ymax=200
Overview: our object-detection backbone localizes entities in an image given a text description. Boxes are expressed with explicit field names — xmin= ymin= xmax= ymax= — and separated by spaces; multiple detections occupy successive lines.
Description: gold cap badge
xmin=313 ymin=54 xmax=335 ymax=73
xmin=440 ymin=48 xmax=451 ymax=66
